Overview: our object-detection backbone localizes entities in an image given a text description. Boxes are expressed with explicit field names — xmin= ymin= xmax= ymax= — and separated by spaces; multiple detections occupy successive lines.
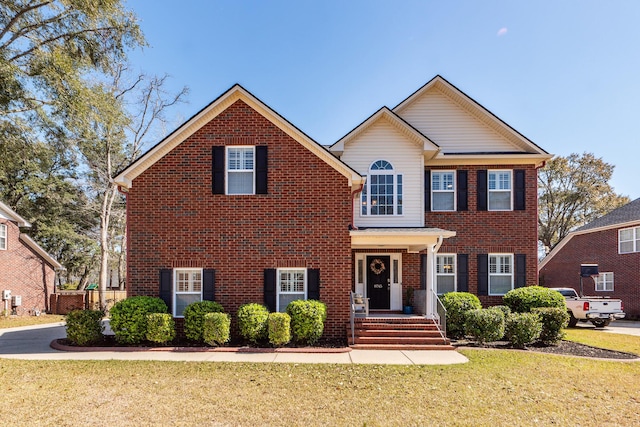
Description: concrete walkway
xmin=0 ymin=322 xmax=469 ymax=365
xmin=574 ymin=320 xmax=640 ymax=336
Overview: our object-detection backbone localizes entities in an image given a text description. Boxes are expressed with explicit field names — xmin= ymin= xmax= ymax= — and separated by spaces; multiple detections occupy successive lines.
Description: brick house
xmin=0 ymin=201 xmax=62 ymax=315
xmin=539 ymin=198 xmax=640 ymax=319
xmin=115 ymin=76 xmax=550 ymax=341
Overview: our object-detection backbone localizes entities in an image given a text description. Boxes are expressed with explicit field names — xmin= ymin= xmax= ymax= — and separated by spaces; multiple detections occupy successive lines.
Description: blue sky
xmin=126 ymin=0 xmax=640 ymax=199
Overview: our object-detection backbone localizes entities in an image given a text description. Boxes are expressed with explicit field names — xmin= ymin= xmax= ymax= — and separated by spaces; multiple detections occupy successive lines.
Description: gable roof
xmin=0 ymin=200 xmax=62 ymax=269
xmin=576 ymin=198 xmax=640 ymax=232
xmin=115 ymin=84 xmax=363 ymax=190
xmin=0 ymin=201 xmax=31 ymax=227
xmin=539 ymin=198 xmax=640 ymax=270
xmin=329 ymin=106 xmax=440 ymax=157
xmin=393 ymin=75 xmax=552 ymax=166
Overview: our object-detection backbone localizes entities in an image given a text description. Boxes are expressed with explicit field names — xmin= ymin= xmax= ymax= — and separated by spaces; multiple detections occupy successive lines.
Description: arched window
xmin=361 ymin=160 xmax=403 ymax=216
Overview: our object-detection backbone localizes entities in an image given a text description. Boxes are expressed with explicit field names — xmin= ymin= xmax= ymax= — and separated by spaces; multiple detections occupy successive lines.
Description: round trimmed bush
xmin=109 ymin=296 xmax=168 ymax=344
xmin=503 ymin=286 xmax=566 ymax=313
xmin=464 ymin=307 xmax=505 ymax=344
xmin=441 ymin=292 xmax=482 ymax=339
xmin=533 ymin=307 xmax=569 ymax=345
xmin=66 ymin=309 xmax=104 ymax=346
xmin=505 ymin=312 xmax=542 ymax=348
xmin=268 ymin=312 xmax=291 ymax=347
xmin=145 ymin=313 xmax=176 ymax=344
xmin=183 ymin=301 xmax=224 ymax=342
xmin=203 ymin=312 xmax=230 ymax=346
xmin=237 ymin=303 xmax=269 ymax=343
xmin=286 ymin=300 xmax=327 ymax=345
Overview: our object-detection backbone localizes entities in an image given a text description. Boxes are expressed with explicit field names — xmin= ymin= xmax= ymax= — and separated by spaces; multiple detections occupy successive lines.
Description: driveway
xmin=574 ymin=320 xmax=640 ymax=337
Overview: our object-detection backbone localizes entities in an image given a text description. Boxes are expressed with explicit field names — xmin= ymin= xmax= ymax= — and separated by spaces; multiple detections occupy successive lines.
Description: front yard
xmin=0 ymin=328 xmax=638 ymax=426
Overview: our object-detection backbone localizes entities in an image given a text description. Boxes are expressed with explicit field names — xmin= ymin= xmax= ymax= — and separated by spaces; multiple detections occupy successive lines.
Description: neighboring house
xmin=115 ymin=76 xmax=550 ymax=340
xmin=539 ymin=198 xmax=640 ymax=319
xmin=0 ymin=201 xmax=62 ymax=315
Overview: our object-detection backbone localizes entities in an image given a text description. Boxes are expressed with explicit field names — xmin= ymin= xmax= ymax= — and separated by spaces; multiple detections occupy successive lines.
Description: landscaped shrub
xmin=503 ymin=286 xmax=566 ymax=313
xmin=109 ymin=296 xmax=168 ymax=344
xmin=492 ymin=305 xmax=512 ymax=318
xmin=145 ymin=313 xmax=176 ymax=344
xmin=268 ymin=312 xmax=291 ymax=347
xmin=183 ymin=301 xmax=225 ymax=342
xmin=533 ymin=307 xmax=569 ymax=345
xmin=286 ymin=300 xmax=327 ymax=345
xmin=66 ymin=309 xmax=104 ymax=346
xmin=203 ymin=312 xmax=230 ymax=346
xmin=237 ymin=303 xmax=269 ymax=343
xmin=464 ymin=308 xmax=505 ymax=344
xmin=441 ymin=292 xmax=482 ymax=339
xmin=505 ymin=312 xmax=542 ymax=348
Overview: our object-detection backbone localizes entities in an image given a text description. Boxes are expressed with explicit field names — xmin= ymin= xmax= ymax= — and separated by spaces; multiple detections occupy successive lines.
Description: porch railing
xmin=349 ymin=292 xmax=356 ymax=344
xmin=430 ymin=289 xmax=447 ymax=341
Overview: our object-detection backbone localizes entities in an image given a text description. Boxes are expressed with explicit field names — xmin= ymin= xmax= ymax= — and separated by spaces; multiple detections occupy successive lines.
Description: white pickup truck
xmin=551 ymin=287 xmax=626 ymax=328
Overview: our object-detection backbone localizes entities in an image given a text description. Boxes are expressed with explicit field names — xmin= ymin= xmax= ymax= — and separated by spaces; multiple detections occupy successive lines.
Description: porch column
xmin=425 ymin=236 xmax=444 ymax=318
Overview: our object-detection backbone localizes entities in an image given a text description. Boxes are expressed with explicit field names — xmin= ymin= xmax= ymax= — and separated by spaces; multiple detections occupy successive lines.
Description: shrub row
xmin=442 ymin=286 xmax=569 ymax=347
xmin=66 ymin=297 xmax=326 ymax=347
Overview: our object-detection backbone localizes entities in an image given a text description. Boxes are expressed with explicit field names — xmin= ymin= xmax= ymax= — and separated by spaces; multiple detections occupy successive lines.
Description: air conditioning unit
xmin=11 ymin=295 xmax=21 ymax=307
xmin=2 ymin=290 xmax=10 ymax=300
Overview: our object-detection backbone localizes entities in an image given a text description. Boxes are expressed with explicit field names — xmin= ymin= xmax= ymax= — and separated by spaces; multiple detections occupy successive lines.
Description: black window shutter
xmin=212 ymin=146 xmax=225 ymax=194
xmin=424 ymin=170 xmax=431 ymax=211
xmin=457 ymin=254 xmax=469 ymax=292
xmin=420 ymin=254 xmax=427 ymax=290
xmin=255 ymin=146 xmax=268 ymax=194
xmin=477 ymin=170 xmax=487 ymax=211
xmin=264 ymin=268 xmax=277 ymax=312
xmin=477 ymin=254 xmax=488 ymax=296
xmin=159 ymin=269 xmax=173 ymax=314
xmin=307 ymin=268 xmax=320 ymax=300
xmin=515 ymin=254 xmax=526 ymax=288
xmin=514 ymin=169 xmax=525 ymax=211
xmin=457 ymin=170 xmax=468 ymax=211
xmin=203 ymin=269 xmax=215 ymax=301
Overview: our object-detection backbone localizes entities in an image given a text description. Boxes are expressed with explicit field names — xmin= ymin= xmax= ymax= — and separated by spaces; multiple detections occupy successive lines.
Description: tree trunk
xmin=98 ymin=183 xmax=118 ymax=310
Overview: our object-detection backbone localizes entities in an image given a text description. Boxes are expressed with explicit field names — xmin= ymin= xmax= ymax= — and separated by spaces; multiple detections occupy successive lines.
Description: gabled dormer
xmin=330 ymin=107 xmax=439 ymax=228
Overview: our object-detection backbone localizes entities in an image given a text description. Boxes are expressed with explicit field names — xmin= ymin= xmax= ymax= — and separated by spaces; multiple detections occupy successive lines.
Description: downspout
xmin=350 ymin=182 xmax=364 ymax=230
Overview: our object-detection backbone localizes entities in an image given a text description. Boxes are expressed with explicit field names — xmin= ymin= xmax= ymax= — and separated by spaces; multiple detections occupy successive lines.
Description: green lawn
xmin=0 ymin=329 xmax=639 ymax=426
xmin=0 ymin=314 xmax=65 ymax=329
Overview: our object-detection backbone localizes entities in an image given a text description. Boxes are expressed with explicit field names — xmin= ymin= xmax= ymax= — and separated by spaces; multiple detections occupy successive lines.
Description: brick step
xmin=350 ymin=336 xmax=449 ymax=346
xmin=349 ymin=343 xmax=456 ymax=351
xmin=354 ymin=329 xmax=443 ymax=338
xmin=352 ymin=323 xmax=441 ymax=331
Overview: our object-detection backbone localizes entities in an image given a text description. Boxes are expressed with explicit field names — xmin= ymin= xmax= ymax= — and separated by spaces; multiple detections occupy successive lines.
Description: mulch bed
xmin=454 ymin=339 xmax=639 ymax=360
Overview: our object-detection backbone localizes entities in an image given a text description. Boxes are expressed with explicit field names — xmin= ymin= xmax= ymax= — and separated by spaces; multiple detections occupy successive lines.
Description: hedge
xmin=441 ymin=292 xmax=482 ymax=339
xmin=109 ymin=296 xmax=168 ymax=344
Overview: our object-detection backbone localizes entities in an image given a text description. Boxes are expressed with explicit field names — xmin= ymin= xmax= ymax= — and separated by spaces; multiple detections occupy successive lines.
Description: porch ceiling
xmin=350 ymin=227 xmax=456 ymax=253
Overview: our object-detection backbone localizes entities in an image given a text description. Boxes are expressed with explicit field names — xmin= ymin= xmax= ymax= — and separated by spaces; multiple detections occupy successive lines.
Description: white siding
xmin=340 ymin=120 xmax=424 ymax=227
xmin=397 ymin=88 xmax=517 ymax=153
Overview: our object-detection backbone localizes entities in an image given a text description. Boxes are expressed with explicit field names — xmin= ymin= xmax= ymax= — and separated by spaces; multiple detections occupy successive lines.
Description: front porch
xmin=346 ymin=312 xmax=453 ymax=350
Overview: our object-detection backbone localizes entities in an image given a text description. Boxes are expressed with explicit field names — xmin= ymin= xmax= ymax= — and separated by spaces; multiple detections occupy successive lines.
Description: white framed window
xmin=361 ymin=160 xmax=403 ymax=216
xmin=619 ymin=226 xmax=640 ymax=254
xmin=595 ymin=272 xmax=614 ymax=291
xmin=488 ymin=170 xmax=512 ymax=211
xmin=174 ymin=268 xmax=202 ymax=317
xmin=489 ymin=254 xmax=513 ymax=295
xmin=0 ymin=223 xmax=6 ymax=250
xmin=227 ymin=146 xmax=254 ymax=195
xmin=277 ymin=268 xmax=307 ymax=312
xmin=432 ymin=171 xmax=455 ymax=211
xmin=436 ymin=254 xmax=456 ymax=294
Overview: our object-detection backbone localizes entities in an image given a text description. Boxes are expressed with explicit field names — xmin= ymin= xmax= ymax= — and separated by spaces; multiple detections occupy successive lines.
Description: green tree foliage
xmin=538 ymin=153 xmax=630 ymax=254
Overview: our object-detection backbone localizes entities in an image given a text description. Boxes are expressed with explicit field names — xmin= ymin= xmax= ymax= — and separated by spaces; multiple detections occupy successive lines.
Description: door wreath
xmin=369 ymin=258 xmax=386 ymax=275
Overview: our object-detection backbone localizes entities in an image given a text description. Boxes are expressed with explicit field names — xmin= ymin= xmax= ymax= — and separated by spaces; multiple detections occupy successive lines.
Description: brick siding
xmin=428 ymin=164 xmax=540 ymax=307
xmin=126 ymin=100 xmax=353 ymax=339
xmin=0 ymin=219 xmax=56 ymax=314
xmin=539 ymin=227 xmax=640 ymax=319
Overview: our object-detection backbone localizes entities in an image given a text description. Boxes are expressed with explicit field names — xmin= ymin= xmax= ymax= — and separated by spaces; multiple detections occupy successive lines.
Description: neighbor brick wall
xmin=126 ymin=100 xmax=353 ymax=339
xmin=539 ymin=227 xmax=640 ymax=319
xmin=427 ymin=164 xmax=540 ymax=307
xmin=0 ymin=219 xmax=56 ymax=314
